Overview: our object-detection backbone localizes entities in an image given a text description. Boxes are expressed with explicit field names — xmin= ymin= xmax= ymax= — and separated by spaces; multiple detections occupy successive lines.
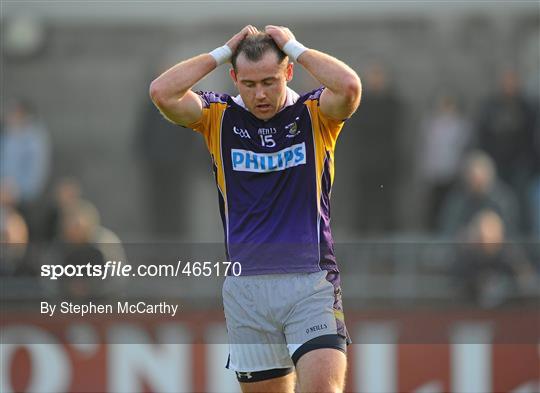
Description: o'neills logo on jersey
xmin=231 ymin=142 xmax=306 ymax=173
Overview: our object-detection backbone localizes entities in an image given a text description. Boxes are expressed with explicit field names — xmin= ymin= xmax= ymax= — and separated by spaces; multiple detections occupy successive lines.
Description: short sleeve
xmin=304 ymin=87 xmax=345 ymax=151
xmin=186 ymin=91 xmax=229 ymax=151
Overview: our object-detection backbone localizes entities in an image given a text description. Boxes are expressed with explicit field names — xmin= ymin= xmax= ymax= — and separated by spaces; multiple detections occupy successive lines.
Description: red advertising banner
xmin=1 ymin=310 xmax=539 ymax=392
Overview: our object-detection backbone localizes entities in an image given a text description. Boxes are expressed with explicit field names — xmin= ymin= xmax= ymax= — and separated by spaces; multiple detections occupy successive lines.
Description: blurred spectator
xmin=43 ymin=198 xmax=126 ymax=298
xmin=438 ymin=151 xmax=520 ymax=237
xmin=58 ymin=201 xmax=105 ymax=298
xmin=454 ymin=209 xmax=536 ymax=308
xmin=34 ymin=177 xmax=83 ymax=242
xmin=477 ymin=69 xmax=537 ymax=232
xmin=0 ymin=182 xmax=19 ymax=210
xmin=531 ymin=176 xmax=540 ymax=237
xmin=418 ymin=94 xmax=472 ymax=230
xmin=0 ymin=99 xmax=50 ymax=203
xmin=136 ymin=68 xmax=195 ymax=238
xmin=0 ymin=206 xmax=29 ymax=275
xmin=530 ymin=120 xmax=540 ymax=237
xmin=531 ymin=123 xmax=540 ymax=237
xmin=346 ymin=63 xmax=402 ymax=234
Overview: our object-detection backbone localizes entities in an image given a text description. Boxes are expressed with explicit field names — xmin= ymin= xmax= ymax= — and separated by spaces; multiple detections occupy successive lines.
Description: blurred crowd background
xmin=1 ymin=1 xmax=539 ymax=308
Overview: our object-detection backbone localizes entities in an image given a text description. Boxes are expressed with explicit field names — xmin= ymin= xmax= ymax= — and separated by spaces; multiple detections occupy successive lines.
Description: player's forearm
xmin=149 ymin=54 xmax=216 ymax=104
xmin=298 ymin=49 xmax=361 ymax=100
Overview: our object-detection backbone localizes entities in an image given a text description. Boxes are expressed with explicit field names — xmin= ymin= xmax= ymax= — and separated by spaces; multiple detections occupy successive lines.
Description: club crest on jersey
xmin=233 ymin=126 xmax=251 ymax=139
xmin=231 ymin=142 xmax=307 ymax=173
xmin=285 ymin=117 xmax=301 ymax=138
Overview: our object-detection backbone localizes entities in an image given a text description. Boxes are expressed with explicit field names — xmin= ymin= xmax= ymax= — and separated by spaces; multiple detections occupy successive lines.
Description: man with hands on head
xmin=150 ymin=25 xmax=361 ymax=393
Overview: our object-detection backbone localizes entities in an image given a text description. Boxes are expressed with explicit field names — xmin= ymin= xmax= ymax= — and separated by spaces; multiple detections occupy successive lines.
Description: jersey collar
xmin=232 ymin=87 xmax=300 ymax=113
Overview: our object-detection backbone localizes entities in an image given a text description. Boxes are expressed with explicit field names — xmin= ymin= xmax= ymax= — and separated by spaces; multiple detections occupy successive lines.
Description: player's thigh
xmin=239 ymin=372 xmax=296 ymax=393
xmin=295 ymin=348 xmax=347 ymax=393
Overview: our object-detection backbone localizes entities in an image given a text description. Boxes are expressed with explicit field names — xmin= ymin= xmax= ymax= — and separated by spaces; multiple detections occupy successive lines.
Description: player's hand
xmin=226 ymin=25 xmax=259 ymax=53
xmin=265 ymin=25 xmax=295 ymax=49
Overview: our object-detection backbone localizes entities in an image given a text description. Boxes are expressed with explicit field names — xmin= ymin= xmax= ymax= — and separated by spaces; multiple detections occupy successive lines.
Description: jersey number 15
xmin=260 ymin=135 xmax=276 ymax=148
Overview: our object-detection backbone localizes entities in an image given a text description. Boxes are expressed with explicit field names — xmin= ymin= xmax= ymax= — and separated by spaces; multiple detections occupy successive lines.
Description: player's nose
xmin=255 ymin=86 xmax=266 ymax=100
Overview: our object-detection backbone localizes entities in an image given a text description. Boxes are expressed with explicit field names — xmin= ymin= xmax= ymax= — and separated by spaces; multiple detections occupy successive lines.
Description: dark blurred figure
xmin=477 ymin=69 xmax=537 ymax=233
xmin=47 ymin=200 xmax=126 ymax=299
xmin=532 ymin=164 xmax=540 ymax=237
xmin=530 ymin=115 xmax=540 ymax=237
xmin=347 ymin=63 xmax=402 ymax=235
xmin=527 ymin=124 xmax=540 ymax=271
xmin=58 ymin=202 xmax=105 ymax=299
xmin=137 ymin=69 xmax=195 ymax=238
xmin=35 ymin=177 xmax=83 ymax=242
xmin=419 ymin=94 xmax=472 ymax=230
xmin=454 ymin=209 xmax=536 ymax=308
xmin=439 ymin=151 xmax=520 ymax=237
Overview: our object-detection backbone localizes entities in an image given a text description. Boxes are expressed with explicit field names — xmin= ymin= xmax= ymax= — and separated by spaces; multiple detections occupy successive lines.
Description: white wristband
xmin=282 ymin=39 xmax=308 ymax=62
xmin=209 ymin=45 xmax=232 ymax=66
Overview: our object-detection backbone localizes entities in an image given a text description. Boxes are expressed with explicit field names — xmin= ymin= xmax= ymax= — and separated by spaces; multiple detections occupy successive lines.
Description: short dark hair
xmin=231 ymin=33 xmax=287 ymax=71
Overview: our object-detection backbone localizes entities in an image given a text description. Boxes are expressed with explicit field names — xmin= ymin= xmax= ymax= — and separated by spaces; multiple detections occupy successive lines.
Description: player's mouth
xmin=256 ymin=104 xmax=272 ymax=112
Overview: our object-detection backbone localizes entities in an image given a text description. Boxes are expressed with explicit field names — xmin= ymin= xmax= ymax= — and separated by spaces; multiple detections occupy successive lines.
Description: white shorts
xmin=222 ymin=270 xmax=349 ymax=372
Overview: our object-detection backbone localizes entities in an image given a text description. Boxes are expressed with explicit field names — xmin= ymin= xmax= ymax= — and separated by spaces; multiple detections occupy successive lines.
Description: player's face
xmin=230 ymin=51 xmax=293 ymax=121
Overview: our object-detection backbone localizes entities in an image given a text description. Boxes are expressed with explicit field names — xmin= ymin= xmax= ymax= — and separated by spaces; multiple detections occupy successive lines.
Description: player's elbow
xmin=149 ymin=79 xmax=166 ymax=107
xmin=343 ymin=74 xmax=362 ymax=106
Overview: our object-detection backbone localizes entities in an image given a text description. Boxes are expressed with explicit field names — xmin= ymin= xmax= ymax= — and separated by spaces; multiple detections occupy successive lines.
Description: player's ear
xmin=229 ymin=68 xmax=238 ymax=83
xmin=286 ymin=62 xmax=294 ymax=82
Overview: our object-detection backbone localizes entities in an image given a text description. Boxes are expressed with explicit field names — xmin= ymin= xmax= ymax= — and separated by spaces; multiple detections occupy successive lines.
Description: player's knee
xmin=296 ymin=360 xmax=346 ymax=392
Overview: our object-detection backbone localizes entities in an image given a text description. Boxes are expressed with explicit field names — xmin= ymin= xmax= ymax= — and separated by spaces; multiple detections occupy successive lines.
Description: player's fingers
xmin=234 ymin=28 xmax=247 ymax=40
xmin=279 ymin=26 xmax=292 ymax=35
xmin=241 ymin=25 xmax=255 ymax=36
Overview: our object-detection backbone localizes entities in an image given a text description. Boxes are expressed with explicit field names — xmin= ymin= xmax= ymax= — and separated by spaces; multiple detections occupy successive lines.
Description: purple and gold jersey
xmin=187 ymin=87 xmax=344 ymax=275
